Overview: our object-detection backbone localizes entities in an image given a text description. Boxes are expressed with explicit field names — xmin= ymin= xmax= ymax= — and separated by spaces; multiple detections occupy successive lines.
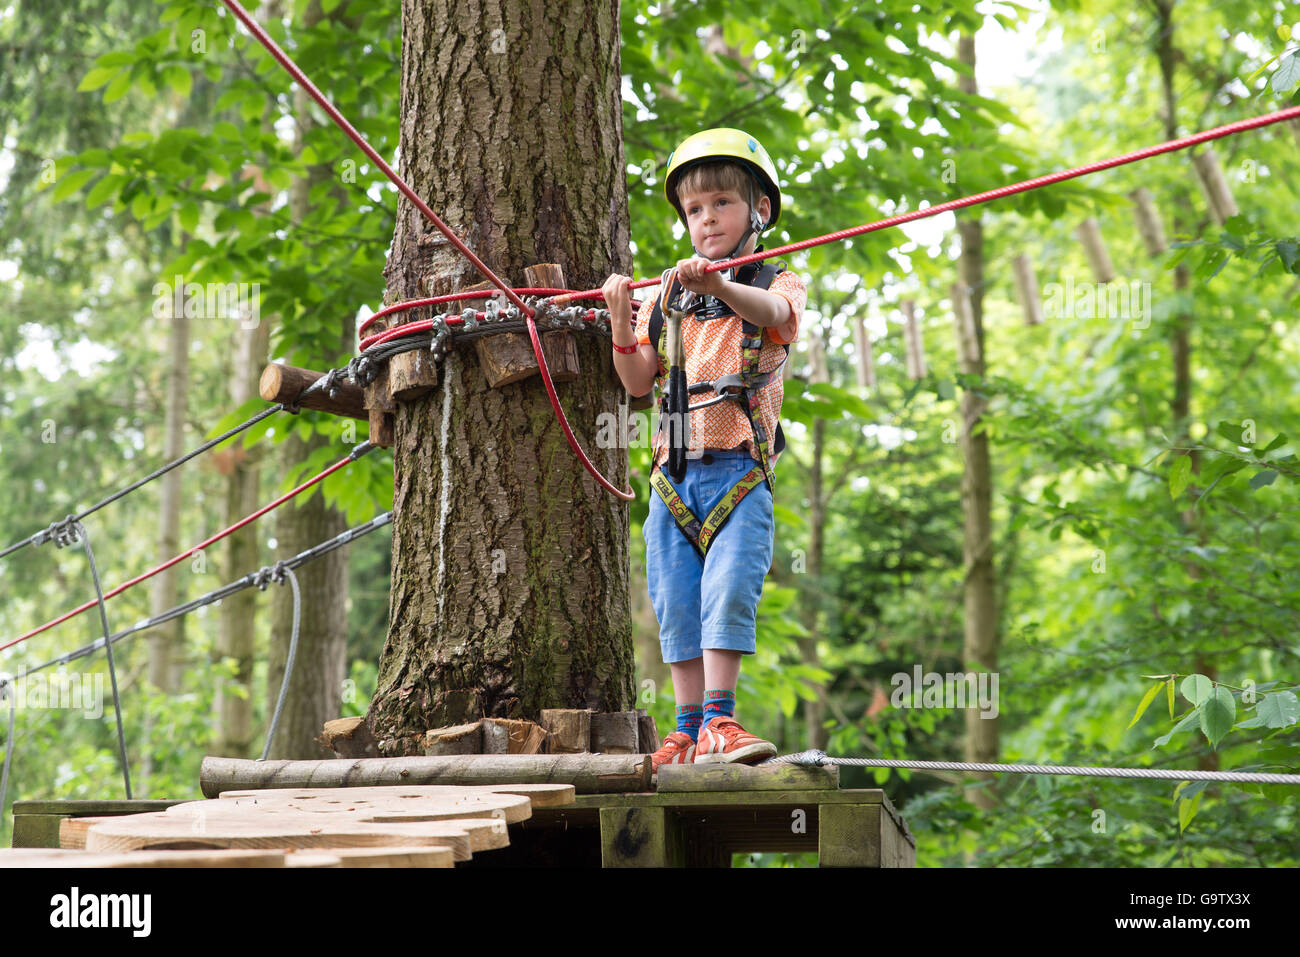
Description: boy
xmin=603 ymin=128 xmax=806 ymax=771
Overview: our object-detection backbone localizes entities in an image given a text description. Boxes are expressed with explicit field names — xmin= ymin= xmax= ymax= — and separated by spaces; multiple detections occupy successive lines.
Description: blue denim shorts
xmin=643 ymin=450 xmax=774 ymax=663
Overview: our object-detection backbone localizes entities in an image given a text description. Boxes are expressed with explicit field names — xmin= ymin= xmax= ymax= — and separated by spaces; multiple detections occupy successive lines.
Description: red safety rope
xmin=0 ymin=450 xmax=364 ymax=653
xmin=359 ymin=307 xmax=607 ymax=352
xmin=220 ymin=0 xmax=633 ymax=501
xmin=554 ymin=103 xmax=1300 ymax=305
xmin=357 ymin=288 xmax=578 ymax=338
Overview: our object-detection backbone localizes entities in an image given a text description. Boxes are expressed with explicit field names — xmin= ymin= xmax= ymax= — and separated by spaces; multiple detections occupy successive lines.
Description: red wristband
xmin=612 ymin=341 xmax=638 ymax=354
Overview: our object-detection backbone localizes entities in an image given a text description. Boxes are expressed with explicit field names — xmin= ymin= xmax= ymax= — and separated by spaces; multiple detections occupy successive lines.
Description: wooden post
xmin=901 ymin=300 xmax=926 ymax=380
xmin=852 ymin=314 xmax=875 ymax=388
xmin=636 ymin=709 xmax=659 ymax=753
xmin=359 ymin=313 xmax=397 ymax=448
xmin=599 ymin=806 xmax=682 ymax=867
xmin=1076 ymin=217 xmax=1116 ymax=283
xmin=259 ymin=363 xmax=369 ymax=420
xmin=472 ymin=264 xmax=581 ymax=389
xmin=1011 ymin=254 xmax=1043 ymax=327
xmin=1129 ymin=187 xmax=1168 ymax=256
xmin=1191 ymin=145 xmax=1239 ymax=226
xmin=590 ymin=711 xmax=639 ymax=754
xmin=424 ymin=721 xmax=484 ymax=755
xmin=539 ymin=708 xmax=591 ymax=753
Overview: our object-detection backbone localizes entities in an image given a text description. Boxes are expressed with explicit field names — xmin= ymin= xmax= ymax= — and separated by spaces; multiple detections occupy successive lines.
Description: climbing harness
xmin=641 ymin=257 xmax=790 ymax=561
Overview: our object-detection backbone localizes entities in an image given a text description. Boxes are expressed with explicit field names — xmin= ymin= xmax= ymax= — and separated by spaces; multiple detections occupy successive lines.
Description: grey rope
xmin=0 ymin=512 xmax=393 ymax=686
xmin=70 ymin=521 xmax=132 ymax=799
xmin=0 ymin=678 xmax=14 ymax=824
xmin=0 ymin=404 xmax=287 ymax=561
xmin=771 ymin=750 xmax=1300 ymax=785
xmin=258 ymin=563 xmax=300 ymax=762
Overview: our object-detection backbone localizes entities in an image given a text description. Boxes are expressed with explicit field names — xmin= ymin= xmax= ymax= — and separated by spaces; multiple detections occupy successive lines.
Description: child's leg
xmin=669 ymin=657 xmax=705 ymax=741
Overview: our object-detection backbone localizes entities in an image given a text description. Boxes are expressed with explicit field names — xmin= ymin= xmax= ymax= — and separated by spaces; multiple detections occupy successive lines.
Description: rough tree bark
xmin=367 ymin=0 xmax=635 ymax=755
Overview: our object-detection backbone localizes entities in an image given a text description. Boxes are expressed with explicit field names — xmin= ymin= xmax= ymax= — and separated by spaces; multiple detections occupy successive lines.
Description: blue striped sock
xmin=676 ymin=704 xmax=703 ymax=742
xmin=702 ymin=688 xmax=736 ymax=729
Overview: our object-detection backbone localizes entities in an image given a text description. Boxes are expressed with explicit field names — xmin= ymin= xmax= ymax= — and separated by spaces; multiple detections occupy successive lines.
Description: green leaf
xmin=1248 ymin=469 xmax=1277 ymax=490
xmin=103 ymin=69 xmax=133 ymax=104
xmin=1270 ymin=50 xmax=1300 ymax=93
xmin=84 ymin=174 xmax=125 ymax=209
xmin=164 ymin=65 xmax=192 ymax=99
xmin=1177 ymin=790 xmax=1203 ymax=832
xmin=1166 ymin=677 xmax=1175 ymax=719
xmin=1180 ymin=673 xmax=1213 ymax=706
xmin=1168 ymin=453 xmax=1191 ymax=499
xmin=1199 ymin=686 xmax=1235 ymax=750
xmin=1256 ymin=691 xmax=1300 ymax=729
xmin=51 ymin=169 xmax=96 ymax=202
xmin=1153 ymin=707 xmax=1201 ymax=748
xmin=1127 ymin=681 xmax=1165 ymax=730
xmin=77 ymin=67 xmax=120 ymax=92
xmin=1261 ymin=433 xmax=1287 ymax=454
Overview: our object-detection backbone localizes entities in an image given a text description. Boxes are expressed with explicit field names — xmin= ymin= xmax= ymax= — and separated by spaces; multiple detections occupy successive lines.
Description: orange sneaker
xmin=694 ymin=717 xmax=776 ymax=765
xmin=650 ymin=731 xmax=697 ymax=772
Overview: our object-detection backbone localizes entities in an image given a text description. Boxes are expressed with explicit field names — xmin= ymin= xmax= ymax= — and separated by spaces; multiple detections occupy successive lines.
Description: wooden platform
xmin=9 ymin=757 xmax=915 ymax=867
xmin=483 ymin=762 xmax=916 ymax=867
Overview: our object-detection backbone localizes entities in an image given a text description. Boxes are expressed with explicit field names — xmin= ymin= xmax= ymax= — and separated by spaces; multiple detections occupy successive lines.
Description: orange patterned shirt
xmin=635 ymin=269 xmax=806 ymax=471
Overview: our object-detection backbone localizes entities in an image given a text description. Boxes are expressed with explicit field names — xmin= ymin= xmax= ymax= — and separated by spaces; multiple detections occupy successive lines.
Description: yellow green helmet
xmin=663 ymin=128 xmax=781 ymax=232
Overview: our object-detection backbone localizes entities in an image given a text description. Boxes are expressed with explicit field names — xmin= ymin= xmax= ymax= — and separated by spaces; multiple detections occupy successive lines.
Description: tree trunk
xmin=264 ymin=0 xmax=351 ymax=760
xmin=214 ymin=316 xmax=269 ymax=758
xmin=147 ymin=295 xmax=189 ymax=695
xmin=1153 ymin=0 xmax=1216 ymax=772
xmin=799 ymin=324 xmax=830 ymax=750
xmin=368 ymin=0 xmax=634 ymax=754
xmin=956 ymin=32 xmax=999 ymax=811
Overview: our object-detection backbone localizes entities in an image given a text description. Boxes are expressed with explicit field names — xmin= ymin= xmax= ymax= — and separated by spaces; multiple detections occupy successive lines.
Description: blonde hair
xmin=675 ymin=161 xmax=755 ymax=208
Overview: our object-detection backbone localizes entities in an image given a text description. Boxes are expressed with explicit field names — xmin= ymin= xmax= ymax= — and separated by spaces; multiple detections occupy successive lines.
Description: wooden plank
xmin=599 ymin=806 xmax=680 ymax=867
xmin=84 ymin=811 xmax=505 ymax=861
xmin=656 ymin=762 xmax=839 ymax=792
xmin=293 ymin=845 xmax=455 ymax=868
xmin=475 ymin=330 xmax=580 ymax=389
xmin=181 ymin=785 xmax=535 ymax=824
xmin=200 ymin=754 xmax=652 ymax=797
xmin=13 ymin=800 xmax=186 ymax=849
xmin=0 ymin=848 xmax=293 ymax=868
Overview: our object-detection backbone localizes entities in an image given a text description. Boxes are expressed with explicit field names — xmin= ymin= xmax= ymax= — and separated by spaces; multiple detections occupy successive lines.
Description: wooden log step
xmin=655 ymin=762 xmax=839 ymax=792
xmin=200 ymin=754 xmax=652 ymax=797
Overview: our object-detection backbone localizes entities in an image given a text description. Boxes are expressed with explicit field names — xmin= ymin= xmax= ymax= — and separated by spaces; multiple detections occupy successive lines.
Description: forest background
xmin=1 ymin=0 xmax=1297 ymax=866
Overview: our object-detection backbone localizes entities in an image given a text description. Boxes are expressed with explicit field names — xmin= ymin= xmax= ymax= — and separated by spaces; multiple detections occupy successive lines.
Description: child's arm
xmin=603 ymin=273 xmax=658 ymax=397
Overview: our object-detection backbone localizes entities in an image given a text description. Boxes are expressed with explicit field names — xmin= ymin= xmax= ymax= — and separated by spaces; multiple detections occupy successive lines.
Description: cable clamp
xmin=253 ymin=559 xmax=291 ymax=591
xmin=34 ymin=516 xmax=82 ymax=549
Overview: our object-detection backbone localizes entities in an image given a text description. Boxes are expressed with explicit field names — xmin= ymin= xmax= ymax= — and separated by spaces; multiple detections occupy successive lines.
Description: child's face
xmin=679 ymin=187 xmax=770 ymax=260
